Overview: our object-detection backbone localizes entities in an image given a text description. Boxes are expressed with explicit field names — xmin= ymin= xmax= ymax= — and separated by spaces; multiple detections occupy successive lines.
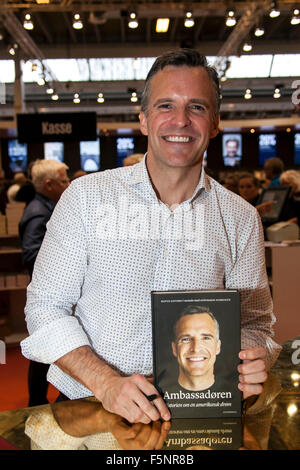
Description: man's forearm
xmin=54 ymin=345 xmax=120 ymax=399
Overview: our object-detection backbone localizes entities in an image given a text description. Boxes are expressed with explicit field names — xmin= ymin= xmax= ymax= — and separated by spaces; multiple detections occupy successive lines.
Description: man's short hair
xmin=31 ymin=159 xmax=69 ymax=192
xmin=238 ymin=172 xmax=260 ymax=188
xmin=141 ymin=48 xmax=221 ymax=118
xmin=173 ymin=305 xmax=220 ymax=341
xmin=225 ymin=138 xmax=239 ymax=147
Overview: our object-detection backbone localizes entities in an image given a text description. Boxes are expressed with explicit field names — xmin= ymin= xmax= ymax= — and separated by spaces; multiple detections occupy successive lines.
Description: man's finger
xmin=238 ymin=382 xmax=263 ymax=398
xmin=239 ymin=370 xmax=268 ymax=385
xmin=239 ymin=347 xmax=266 ymax=361
xmin=238 ymin=358 xmax=266 ymax=375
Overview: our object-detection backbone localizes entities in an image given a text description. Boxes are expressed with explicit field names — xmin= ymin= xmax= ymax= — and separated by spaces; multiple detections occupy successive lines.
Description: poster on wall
xmin=258 ymin=134 xmax=277 ymax=166
xmin=80 ymin=140 xmax=100 ymax=171
xmin=8 ymin=139 xmax=27 ymax=172
xmin=116 ymin=137 xmax=135 ymax=167
xmin=294 ymin=133 xmax=300 ymax=165
xmin=222 ymin=134 xmax=242 ymax=167
xmin=44 ymin=142 xmax=64 ymax=162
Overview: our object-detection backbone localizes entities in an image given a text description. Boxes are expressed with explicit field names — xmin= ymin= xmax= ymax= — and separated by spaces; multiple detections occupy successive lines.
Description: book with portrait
xmin=151 ymin=289 xmax=242 ymax=418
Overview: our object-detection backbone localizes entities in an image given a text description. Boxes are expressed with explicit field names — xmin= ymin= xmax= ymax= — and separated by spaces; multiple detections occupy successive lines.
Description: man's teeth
xmin=165 ymin=136 xmax=191 ymax=142
xmin=188 ymin=357 xmax=206 ymax=361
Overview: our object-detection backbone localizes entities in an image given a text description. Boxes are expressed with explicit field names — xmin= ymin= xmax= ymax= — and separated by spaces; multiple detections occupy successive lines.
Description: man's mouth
xmin=187 ymin=356 xmax=207 ymax=362
xmin=163 ymin=135 xmax=194 ymax=143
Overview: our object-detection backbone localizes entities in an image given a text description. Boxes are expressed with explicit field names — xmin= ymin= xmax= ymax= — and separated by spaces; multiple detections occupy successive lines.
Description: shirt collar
xmin=128 ymin=153 xmax=211 ymax=201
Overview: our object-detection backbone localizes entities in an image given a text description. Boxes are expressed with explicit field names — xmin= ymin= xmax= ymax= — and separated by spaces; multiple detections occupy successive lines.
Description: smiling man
xmin=172 ymin=307 xmax=221 ymax=391
xmin=21 ymin=49 xmax=281 ymax=427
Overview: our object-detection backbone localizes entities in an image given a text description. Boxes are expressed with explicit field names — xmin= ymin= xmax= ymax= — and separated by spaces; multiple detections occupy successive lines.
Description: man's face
xmin=139 ymin=66 xmax=219 ymax=170
xmin=172 ymin=313 xmax=221 ymax=379
xmin=225 ymin=140 xmax=239 ymax=157
xmin=238 ymin=177 xmax=259 ymax=202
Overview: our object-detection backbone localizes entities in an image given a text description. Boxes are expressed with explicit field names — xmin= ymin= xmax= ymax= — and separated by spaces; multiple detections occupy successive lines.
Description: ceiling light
xmin=130 ymin=91 xmax=138 ymax=102
xmin=128 ymin=12 xmax=138 ymax=29
xmin=184 ymin=11 xmax=195 ymax=28
xmin=156 ymin=18 xmax=170 ymax=33
xmin=73 ymin=93 xmax=80 ymax=104
xmin=31 ymin=62 xmax=38 ymax=72
xmin=46 ymin=87 xmax=54 ymax=94
xmin=273 ymin=87 xmax=281 ymax=98
xmin=269 ymin=2 xmax=280 ymax=18
xmin=8 ymin=44 xmax=18 ymax=56
xmin=37 ymin=76 xmax=45 ymax=86
xmin=73 ymin=13 xmax=83 ymax=29
xmin=23 ymin=13 xmax=34 ymax=30
xmin=97 ymin=92 xmax=104 ymax=103
xmin=244 ymin=88 xmax=252 ymax=99
xmin=254 ymin=26 xmax=265 ymax=37
xmin=35 ymin=0 xmax=50 ymax=3
xmin=243 ymin=42 xmax=252 ymax=52
xmin=291 ymin=9 xmax=300 ymax=25
xmin=226 ymin=10 xmax=236 ymax=27
xmin=286 ymin=127 xmax=291 ymax=132
xmin=51 ymin=93 xmax=59 ymax=101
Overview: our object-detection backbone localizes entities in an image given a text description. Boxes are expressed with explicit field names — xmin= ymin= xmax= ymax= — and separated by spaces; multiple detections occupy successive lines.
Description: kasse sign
xmin=17 ymin=112 xmax=97 ymax=143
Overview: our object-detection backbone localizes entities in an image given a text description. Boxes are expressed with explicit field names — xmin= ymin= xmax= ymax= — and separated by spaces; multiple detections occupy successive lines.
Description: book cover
xmin=151 ymin=289 xmax=242 ymax=418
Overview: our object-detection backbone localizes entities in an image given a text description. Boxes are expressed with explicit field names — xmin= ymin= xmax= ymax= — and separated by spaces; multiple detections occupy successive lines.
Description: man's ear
xmin=171 ymin=341 xmax=177 ymax=358
xmin=216 ymin=340 xmax=221 ymax=356
xmin=139 ymin=111 xmax=148 ymax=136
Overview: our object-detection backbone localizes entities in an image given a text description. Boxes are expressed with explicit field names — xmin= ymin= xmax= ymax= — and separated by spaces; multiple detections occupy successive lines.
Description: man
xmin=21 ymin=49 xmax=281 ymax=424
xmin=171 ymin=306 xmax=221 ymax=391
xmin=223 ymin=138 xmax=241 ymax=167
xmin=19 ymin=159 xmax=70 ymax=406
xmin=264 ymin=157 xmax=284 ymax=188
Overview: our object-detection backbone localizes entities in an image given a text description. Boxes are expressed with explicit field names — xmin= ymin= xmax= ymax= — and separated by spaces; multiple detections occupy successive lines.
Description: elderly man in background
xmin=19 ymin=159 xmax=70 ymax=406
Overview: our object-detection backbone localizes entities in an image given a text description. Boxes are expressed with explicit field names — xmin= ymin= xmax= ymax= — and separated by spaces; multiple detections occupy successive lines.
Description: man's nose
xmin=171 ymin=107 xmax=191 ymax=127
xmin=191 ymin=338 xmax=202 ymax=352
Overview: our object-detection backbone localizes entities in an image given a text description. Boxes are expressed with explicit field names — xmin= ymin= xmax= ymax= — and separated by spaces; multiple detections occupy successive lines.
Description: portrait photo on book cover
xmin=152 ymin=291 xmax=241 ymax=418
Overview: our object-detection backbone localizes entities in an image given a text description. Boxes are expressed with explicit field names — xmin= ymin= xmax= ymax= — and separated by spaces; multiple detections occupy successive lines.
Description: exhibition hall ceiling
xmin=0 ymin=0 xmax=299 ymax=124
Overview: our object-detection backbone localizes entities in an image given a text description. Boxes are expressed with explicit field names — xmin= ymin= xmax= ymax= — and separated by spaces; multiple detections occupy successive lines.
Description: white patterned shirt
xmin=21 ymin=157 xmax=281 ymax=399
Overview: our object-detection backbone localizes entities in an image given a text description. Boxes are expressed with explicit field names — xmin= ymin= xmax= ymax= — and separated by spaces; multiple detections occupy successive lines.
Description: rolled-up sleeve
xmin=21 ymin=181 xmax=91 ymax=364
xmin=225 ymin=208 xmax=281 ymax=370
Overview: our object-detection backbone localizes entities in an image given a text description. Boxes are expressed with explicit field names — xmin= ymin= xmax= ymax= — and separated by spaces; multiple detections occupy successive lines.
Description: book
xmin=151 ymin=289 xmax=241 ymax=418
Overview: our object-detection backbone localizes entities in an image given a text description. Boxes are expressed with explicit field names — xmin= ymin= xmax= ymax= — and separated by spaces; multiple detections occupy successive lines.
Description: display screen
xmin=80 ymin=140 xmax=100 ymax=171
xmin=8 ymin=139 xmax=27 ymax=172
xmin=294 ymin=133 xmax=300 ymax=165
xmin=222 ymin=134 xmax=242 ymax=167
xmin=44 ymin=142 xmax=64 ymax=162
xmin=258 ymin=134 xmax=277 ymax=166
xmin=116 ymin=137 xmax=135 ymax=167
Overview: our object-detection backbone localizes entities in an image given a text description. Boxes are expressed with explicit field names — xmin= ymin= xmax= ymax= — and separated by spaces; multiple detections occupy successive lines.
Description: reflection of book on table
xmin=151 ymin=289 xmax=242 ymax=419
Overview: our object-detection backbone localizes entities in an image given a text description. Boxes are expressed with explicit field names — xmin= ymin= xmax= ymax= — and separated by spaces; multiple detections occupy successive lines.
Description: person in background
xmin=238 ymin=172 xmax=273 ymax=217
xmin=279 ymin=169 xmax=300 ymax=225
xmin=72 ymin=170 xmax=87 ymax=180
xmin=264 ymin=158 xmax=284 ymax=188
xmin=19 ymin=159 xmax=70 ymax=406
xmin=222 ymin=172 xmax=240 ymax=194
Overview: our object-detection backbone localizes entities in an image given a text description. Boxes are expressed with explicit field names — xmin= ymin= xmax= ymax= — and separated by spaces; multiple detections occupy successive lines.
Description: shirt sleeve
xmin=225 ymin=208 xmax=282 ymax=370
xmin=21 ymin=181 xmax=91 ymax=364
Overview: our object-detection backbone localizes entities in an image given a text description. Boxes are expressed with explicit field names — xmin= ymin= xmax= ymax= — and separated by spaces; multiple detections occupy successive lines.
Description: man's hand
xmin=107 ymin=416 xmax=171 ymax=450
xmin=97 ymin=373 xmax=171 ymax=424
xmin=237 ymin=347 xmax=268 ymax=399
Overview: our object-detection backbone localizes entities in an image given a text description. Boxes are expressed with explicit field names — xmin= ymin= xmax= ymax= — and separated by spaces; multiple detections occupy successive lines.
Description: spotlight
xmin=243 ymin=42 xmax=252 ymax=52
xmin=184 ymin=11 xmax=195 ymax=28
xmin=128 ymin=12 xmax=138 ymax=28
xmin=73 ymin=93 xmax=80 ymax=104
xmin=23 ymin=13 xmax=34 ymax=30
xmin=51 ymin=93 xmax=59 ymax=101
xmin=8 ymin=44 xmax=18 ymax=56
xmin=244 ymin=88 xmax=252 ymax=99
xmin=269 ymin=2 xmax=280 ymax=18
xmin=46 ymin=86 xmax=54 ymax=94
xmin=273 ymin=87 xmax=281 ymax=98
xmin=73 ymin=13 xmax=83 ymax=29
xmin=156 ymin=18 xmax=170 ymax=33
xmin=130 ymin=91 xmax=138 ymax=103
xmin=291 ymin=9 xmax=300 ymax=25
xmin=31 ymin=62 xmax=38 ymax=72
xmin=254 ymin=26 xmax=265 ymax=37
xmin=37 ymin=76 xmax=45 ymax=86
xmin=97 ymin=92 xmax=104 ymax=103
xmin=226 ymin=10 xmax=236 ymax=27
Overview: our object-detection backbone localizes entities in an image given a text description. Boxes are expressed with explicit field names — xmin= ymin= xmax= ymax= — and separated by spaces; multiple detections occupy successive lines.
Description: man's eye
xmin=191 ymin=104 xmax=205 ymax=111
xmin=180 ymin=337 xmax=191 ymax=343
xmin=158 ymin=103 xmax=172 ymax=109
